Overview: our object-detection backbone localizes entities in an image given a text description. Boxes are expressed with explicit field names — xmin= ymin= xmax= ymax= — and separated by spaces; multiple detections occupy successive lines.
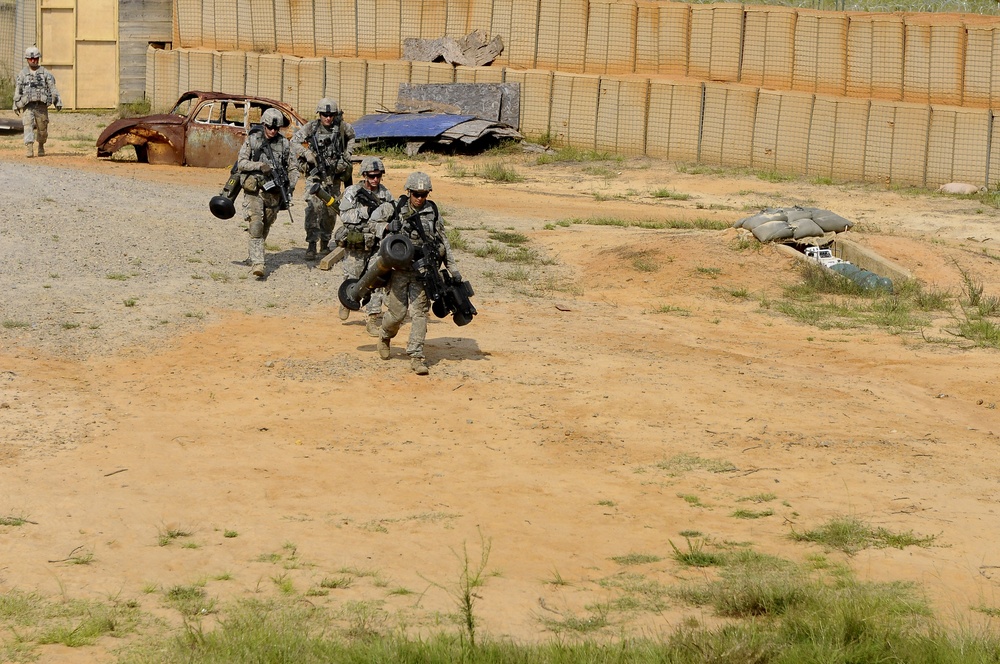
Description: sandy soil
xmin=3 ymin=112 xmax=1000 ymax=660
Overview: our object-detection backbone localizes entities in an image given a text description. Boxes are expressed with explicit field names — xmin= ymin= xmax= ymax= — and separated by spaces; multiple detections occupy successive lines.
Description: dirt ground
xmin=3 ymin=112 xmax=1000 ymax=660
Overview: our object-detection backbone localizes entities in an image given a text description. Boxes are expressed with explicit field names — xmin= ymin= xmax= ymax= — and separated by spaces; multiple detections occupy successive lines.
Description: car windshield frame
xmin=193 ymin=99 xmax=250 ymax=129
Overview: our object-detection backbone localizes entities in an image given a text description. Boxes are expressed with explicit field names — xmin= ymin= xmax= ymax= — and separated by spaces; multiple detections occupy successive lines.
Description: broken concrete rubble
xmin=402 ymin=30 xmax=505 ymax=67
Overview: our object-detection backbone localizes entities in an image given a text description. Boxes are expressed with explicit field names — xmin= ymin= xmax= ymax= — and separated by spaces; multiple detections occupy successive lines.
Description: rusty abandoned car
xmin=96 ymin=91 xmax=305 ymax=168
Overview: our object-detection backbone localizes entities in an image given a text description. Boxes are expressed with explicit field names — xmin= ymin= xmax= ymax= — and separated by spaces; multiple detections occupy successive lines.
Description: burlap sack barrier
xmin=752 ymin=219 xmax=795 ymax=242
xmin=736 ymin=206 xmax=854 ymax=240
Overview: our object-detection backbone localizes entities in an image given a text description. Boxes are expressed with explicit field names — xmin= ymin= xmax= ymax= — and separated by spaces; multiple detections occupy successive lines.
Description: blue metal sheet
xmin=352 ymin=113 xmax=476 ymax=139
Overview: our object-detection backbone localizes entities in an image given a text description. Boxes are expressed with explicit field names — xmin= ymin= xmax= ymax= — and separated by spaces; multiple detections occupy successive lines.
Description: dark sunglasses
xmin=319 ymin=112 xmax=337 ymax=118
xmin=410 ymin=191 xmax=429 ymax=198
xmin=364 ymin=172 xmax=383 ymax=178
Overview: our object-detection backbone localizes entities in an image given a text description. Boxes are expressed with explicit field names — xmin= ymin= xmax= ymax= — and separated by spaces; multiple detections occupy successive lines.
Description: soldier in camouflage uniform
xmin=369 ymin=172 xmax=462 ymax=375
xmin=292 ymin=98 xmax=356 ymax=262
xmin=13 ymin=46 xmax=62 ymax=158
xmin=337 ymin=156 xmax=394 ymax=334
xmin=237 ymin=108 xmax=298 ymax=279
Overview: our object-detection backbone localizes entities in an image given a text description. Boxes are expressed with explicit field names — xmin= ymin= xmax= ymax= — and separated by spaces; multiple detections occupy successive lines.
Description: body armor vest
xmin=19 ymin=69 xmax=53 ymax=105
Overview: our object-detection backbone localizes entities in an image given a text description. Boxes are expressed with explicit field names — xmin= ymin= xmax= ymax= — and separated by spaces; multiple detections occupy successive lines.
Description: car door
xmin=185 ymin=99 xmax=248 ymax=168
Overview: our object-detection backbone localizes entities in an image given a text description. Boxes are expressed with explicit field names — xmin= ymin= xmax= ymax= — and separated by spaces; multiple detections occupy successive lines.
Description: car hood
xmin=97 ymin=114 xmax=186 ymax=144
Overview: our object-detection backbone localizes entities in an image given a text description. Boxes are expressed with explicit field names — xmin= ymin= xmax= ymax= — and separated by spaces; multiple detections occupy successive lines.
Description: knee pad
xmin=249 ymin=220 xmax=265 ymax=238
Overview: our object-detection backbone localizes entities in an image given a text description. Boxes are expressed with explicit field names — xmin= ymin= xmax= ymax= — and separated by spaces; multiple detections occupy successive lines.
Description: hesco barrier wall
xmin=153 ymin=0 xmax=1000 ymax=188
xmin=168 ymin=0 xmax=1000 ymax=109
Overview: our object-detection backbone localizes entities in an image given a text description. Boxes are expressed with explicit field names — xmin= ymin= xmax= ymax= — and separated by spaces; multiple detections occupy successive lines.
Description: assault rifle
xmin=306 ymin=126 xmax=352 ymax=187
xmin=307 ymin=131 xmax=333 ymax=184
xmin=262 ymin=140 xmax=294 ymax=223
xmin=397 ymin=208 xmax=477 ymax=327
xmin=353 ymin=185 xmax=384 ymax=215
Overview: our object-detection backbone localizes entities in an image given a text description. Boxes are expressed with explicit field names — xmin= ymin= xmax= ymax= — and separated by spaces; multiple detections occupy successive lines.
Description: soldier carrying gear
xmin=368 ymin=172 xmax=466 ymax=375
xmin=14 ymin=46 xmax=62 ymax=158
xmin=236 ymin=107 xmax=299 ymax=279
xmin=292 ymin=98 xmax=356 ymax=261
xmin=337 ymin=154 xmax=393 ymax=330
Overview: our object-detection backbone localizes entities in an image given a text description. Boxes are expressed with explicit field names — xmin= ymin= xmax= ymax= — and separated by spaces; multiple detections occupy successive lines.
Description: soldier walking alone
xmin=13 ymin=46 xmax=62 ymax=158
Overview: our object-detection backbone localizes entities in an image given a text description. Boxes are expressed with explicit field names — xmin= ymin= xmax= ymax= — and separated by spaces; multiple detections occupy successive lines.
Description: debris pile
xmin=353 ymin=82 xmax=523 ymax=155
xmin=403 ymin=30 xmax=505 ymax=67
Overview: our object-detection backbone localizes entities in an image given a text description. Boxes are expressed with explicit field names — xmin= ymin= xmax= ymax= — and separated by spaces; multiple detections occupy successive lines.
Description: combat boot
xmin=377 ymin=336 xmax=390 ymax=360
xmin=36 ymin=143 xmax=44 ymax=157
xmin=25 ymin=144 xmax=33 ymax=158
xmin=339 ymin=305 xmax=350 ymax=321
xmin=305 ymin=242 xmax=317 ymax=261
xmin=249 ymin=238 xmax=266 ymax=279
xmin=410 ymin=356 xmax=429 ymax=375
xmin=365 ymin=314 xmax=382 ymax=337
xmin=319 ymin=240 xmax=330 ymax=255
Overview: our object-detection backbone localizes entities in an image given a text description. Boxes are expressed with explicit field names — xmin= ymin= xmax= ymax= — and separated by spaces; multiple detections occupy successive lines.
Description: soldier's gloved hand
xmin=13 ymin=107 xmax=20 ymax=116
xmin=260 ymin=163 xmax=272 ymax=175
xmin=303 ymin=149 xmax=317 ymax=167
xmin=55 ymin=103 xmax=62 ymax=111
xmin=451 ymin=270 xmax=463 ymax=282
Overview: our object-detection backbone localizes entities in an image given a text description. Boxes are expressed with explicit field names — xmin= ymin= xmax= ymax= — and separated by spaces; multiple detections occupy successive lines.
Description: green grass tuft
xmin=791 ymin=516 xmax=936 ymax=555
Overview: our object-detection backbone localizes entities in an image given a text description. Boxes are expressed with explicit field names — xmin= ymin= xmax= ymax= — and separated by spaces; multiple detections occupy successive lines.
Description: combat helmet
xmin=24 ymin=46 xmax=40 ymax=59
xmin=360 ymin=156 xmax=385 ymax=175
xmin=316 ymin=98 xmax=340 ymax=115
xmin=404 ymin=172 xmax=432 ymax=192
xmin=261 ymin=108 xmax=284 ymax=129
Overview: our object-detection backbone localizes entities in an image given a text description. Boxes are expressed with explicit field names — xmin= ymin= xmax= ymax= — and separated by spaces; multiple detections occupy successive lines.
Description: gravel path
xmin=0 ymin=158 xmax=364 ymax=359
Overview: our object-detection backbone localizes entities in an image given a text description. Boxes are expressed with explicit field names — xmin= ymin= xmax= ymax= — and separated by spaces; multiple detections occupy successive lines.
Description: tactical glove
xmin=260 ymin=163 xmax=272 ymax=175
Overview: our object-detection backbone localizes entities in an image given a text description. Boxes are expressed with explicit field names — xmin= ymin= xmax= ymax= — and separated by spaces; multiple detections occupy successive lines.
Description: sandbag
xmin=752 ymin=219 xmax=795 ymax=242
xmin=792 ymin=218 xmax=825 ymax=239
xmin=735 ymin=210 xmax=787 ymax=230
xmin=939 ymin=182 xmax=981 ymax=195
xmin=784 ymin=207 xmax=815 ymax=223
xmin=812 ymin=211 xmax=854 ymax=233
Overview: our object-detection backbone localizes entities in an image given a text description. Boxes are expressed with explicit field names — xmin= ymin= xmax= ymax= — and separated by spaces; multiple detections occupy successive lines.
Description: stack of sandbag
xmin=734 ymin=206 xmax=854 ymax=243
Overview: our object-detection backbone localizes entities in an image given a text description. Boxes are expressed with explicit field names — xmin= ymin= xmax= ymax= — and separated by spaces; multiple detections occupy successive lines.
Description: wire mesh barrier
xmin=0 ymin=1 xmax=13 ymax=105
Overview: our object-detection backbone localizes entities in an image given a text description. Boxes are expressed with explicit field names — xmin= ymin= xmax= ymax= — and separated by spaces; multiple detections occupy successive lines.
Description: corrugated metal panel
xmin=353 ymin=112 xmax=476 ymax=138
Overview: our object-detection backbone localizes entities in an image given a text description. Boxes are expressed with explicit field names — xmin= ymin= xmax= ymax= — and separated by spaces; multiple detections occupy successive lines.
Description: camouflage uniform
xmin=237 ymin=125 xmax=298 ymax=277
xmin=291 ymin=117 xmax=355 ymax=253
xmin=13 ymin=56 xmax=61 ymax=157
xmin=337 ymin=179 xmax=393 ymax=327
xmin=370 ymin=190 xmax=459 ymax=370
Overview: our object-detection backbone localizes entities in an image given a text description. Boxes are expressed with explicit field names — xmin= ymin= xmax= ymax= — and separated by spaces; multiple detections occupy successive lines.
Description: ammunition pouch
xmin=345 ymin=229 xmax=365 ymax=246
xmin=242 ymin=175 xmax=261 ymax=194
